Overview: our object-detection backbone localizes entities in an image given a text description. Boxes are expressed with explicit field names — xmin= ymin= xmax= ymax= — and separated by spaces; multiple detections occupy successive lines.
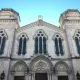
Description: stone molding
xmin=30 ymin=55 xmax=53 ymax=73
xmin=16 ymin=20 xmax=63 ymax=33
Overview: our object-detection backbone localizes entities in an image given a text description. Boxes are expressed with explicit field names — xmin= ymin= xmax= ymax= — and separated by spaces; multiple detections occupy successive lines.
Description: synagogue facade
xmin=0 ymin=8 xmax=80 ymax=80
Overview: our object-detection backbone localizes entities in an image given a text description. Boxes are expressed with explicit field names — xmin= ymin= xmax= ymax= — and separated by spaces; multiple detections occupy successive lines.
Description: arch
xmin=73 ymin=29 xmax=80 ymax=39
xmin=17 ymin=33 xmax=28 ymax=40
xmin=34 ymin=29 xmax=48 ymax=39
xmin=54 ymin=60 xmax=71 ymax=74
xmin=30 ymin=55 xmax=53 ymax=73
xmin=53 ymin=33 xmax=63 ymax=40
xmin=11 ymin=61 xmax=29 ymax=73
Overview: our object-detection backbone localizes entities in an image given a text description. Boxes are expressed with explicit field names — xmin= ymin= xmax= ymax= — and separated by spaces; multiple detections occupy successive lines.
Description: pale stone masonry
xmin=0 ymin=8 xmax=80 ymax=80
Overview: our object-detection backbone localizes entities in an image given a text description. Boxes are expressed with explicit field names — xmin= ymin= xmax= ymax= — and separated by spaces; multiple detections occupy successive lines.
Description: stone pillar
xmin=31 ymin=72 xmax=35 ymax=80
xmin=48 ymin=73 xmax=50 ymax=80
xmin=29 ymin=73 xmax=31 ymax=80
xmin=33 ymin=73 xmax=35 ymax=80
xmin=25 ymin=74 xmax=29 ymax=80
xmin=48 ymin=73 xmax=52 ymax=80
xmin=52 ymin=74 xmax=57 ymax=80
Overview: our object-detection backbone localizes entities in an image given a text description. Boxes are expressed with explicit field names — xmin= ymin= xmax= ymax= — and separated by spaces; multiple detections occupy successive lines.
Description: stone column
xmin=49 ymin=73 xmax=52 ymax=80
xmin=48 ymin=73 xmax=50 ymax=80
xmin=29 ymin=73 xmax=31 ymax=80
xmin=25 ymin=74 xmax=29 ymax=80
xmin=31 ymin=72 xmax=35 ymax=80
xmin=52 ymin=73 xmax=57 ymax=80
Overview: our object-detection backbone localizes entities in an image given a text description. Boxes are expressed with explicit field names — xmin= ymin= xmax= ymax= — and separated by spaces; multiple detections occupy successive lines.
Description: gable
xmin=17 ymin=20 xmax=63 ymax=32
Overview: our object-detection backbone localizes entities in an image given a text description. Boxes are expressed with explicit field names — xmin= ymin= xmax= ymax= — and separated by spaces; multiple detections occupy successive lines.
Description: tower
xmin=0 ymin=8 xmax=20 ymax=80
xmin=59 ymin=9 xmax=80 ymax=80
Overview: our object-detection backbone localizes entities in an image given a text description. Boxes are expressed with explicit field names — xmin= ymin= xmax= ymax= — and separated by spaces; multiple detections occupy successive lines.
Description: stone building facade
xmin=0 ymin=8 xmax=80 ymax=80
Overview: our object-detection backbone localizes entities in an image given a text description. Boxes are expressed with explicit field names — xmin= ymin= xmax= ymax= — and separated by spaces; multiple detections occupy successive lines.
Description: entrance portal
xmin=58 ymin=76 xmax=68 ymax=80
xmin=35 ymin=73 xmax=47 ymax=80
xmin=14 ymin=76 xmax=25 ymax=80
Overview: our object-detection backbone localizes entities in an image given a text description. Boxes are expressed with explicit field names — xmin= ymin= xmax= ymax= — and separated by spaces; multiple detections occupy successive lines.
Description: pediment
xmin=17 ymin=20 xmax=62 ymax=32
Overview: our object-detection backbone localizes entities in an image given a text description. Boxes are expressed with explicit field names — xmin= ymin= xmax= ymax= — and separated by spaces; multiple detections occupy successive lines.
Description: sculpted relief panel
xmin=14 ymin=63 xmax=26 ymax=72
xmin=32 ymin=60 xmax=50 ymax=72
xmin=56 ymin=64 xmax=67 ymax=72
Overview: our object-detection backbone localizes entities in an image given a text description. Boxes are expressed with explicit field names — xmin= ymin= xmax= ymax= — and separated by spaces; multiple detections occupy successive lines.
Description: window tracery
xmin=53 ymin=34 xmax=64 ymax=56
xmin=0 ymin=29 xmax=7 ymax=55
xmin=34 ymin=30 xmax=48 ymax=54
xmin=74 ymin=30 xmax=80 ymax=55
xmin=18 ymin=33 xmax=28 ymax=55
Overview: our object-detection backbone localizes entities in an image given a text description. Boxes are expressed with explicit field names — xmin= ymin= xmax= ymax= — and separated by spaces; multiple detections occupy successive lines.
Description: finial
xmin=38 ymin=15 xmax=43 ymax=20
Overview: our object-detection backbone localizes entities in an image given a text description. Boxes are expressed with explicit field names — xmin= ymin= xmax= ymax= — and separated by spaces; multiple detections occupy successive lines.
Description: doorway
xmin=14 ymin=76 xmax=25 ymax=80
xmin=35 ymin=73 xmax=47 ymax=80
xmin=58 ymin=76 xmax=68 ymax=80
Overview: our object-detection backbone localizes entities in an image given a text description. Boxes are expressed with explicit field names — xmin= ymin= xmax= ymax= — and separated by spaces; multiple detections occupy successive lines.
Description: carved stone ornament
xmin=33 ymin=60 xmax=50 ymax=72
xmin=56 ymin=64 xmax=67 ymax=72
xmin=14 ymin=63 xmax=26 ymax=72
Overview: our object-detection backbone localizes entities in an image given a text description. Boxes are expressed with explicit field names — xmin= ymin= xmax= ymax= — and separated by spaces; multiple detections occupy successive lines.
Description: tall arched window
xmin=18 ymin=34 xmax=28 ymax=55
xmin=0 ymin=30 xmax=7 ymax=55
xmin=74 ymin=30 xmax=80 ymax=55
xmin=34 ymin=30 xmax=48 ymax=54
xmin=53 ymin=34 xmax=64 ymax=56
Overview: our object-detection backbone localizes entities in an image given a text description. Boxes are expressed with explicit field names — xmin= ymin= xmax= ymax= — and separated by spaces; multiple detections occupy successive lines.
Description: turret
xmin=0 ymin=8 xmax=20 ymax=28
xmin=59 ymin=9 xmax=80 ymax=29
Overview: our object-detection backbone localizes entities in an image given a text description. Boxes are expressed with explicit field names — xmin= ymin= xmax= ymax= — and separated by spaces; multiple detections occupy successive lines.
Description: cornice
xmin=1 ymin=8 xmax=19 ymax=16
xmin=16 ymin=20 xmax=64 ymax=33
xmin=0 ymin=19 xmax=17 ymax=22
xmin=62 ymin=19 xmax=80 ymax=25
xmin=60 ymin=9 xmax=80 ymax=19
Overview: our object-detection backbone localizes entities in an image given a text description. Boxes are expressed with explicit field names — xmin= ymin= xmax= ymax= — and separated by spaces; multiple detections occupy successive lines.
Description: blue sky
xmin=0 ymin=0 xmax=80 ymax=27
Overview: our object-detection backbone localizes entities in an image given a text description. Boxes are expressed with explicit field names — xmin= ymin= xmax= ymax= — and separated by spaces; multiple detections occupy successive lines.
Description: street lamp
xmin=76 ymin=71 xmax=80 ymax=80
xmin=0 ymin=71 xmax=5 ymax=80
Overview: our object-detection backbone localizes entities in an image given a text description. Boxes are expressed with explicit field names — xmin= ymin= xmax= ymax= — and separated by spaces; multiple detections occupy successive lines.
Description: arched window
xmin=18 ymin=34 xmax=28 ymax=55
xmin=34 ymin=30 xmax=48 ymax=54
xmin=74 ymin=30 xmax=80 ymax=55
xmin=53 ymin=34 xmax=64 ymax=56
xmin=0 ymin=30 xmax=7 ymax=55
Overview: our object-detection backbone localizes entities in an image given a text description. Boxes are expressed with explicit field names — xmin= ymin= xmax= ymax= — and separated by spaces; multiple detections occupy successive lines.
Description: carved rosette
xmin=32 ymin=60 xmax=50 ymax=73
